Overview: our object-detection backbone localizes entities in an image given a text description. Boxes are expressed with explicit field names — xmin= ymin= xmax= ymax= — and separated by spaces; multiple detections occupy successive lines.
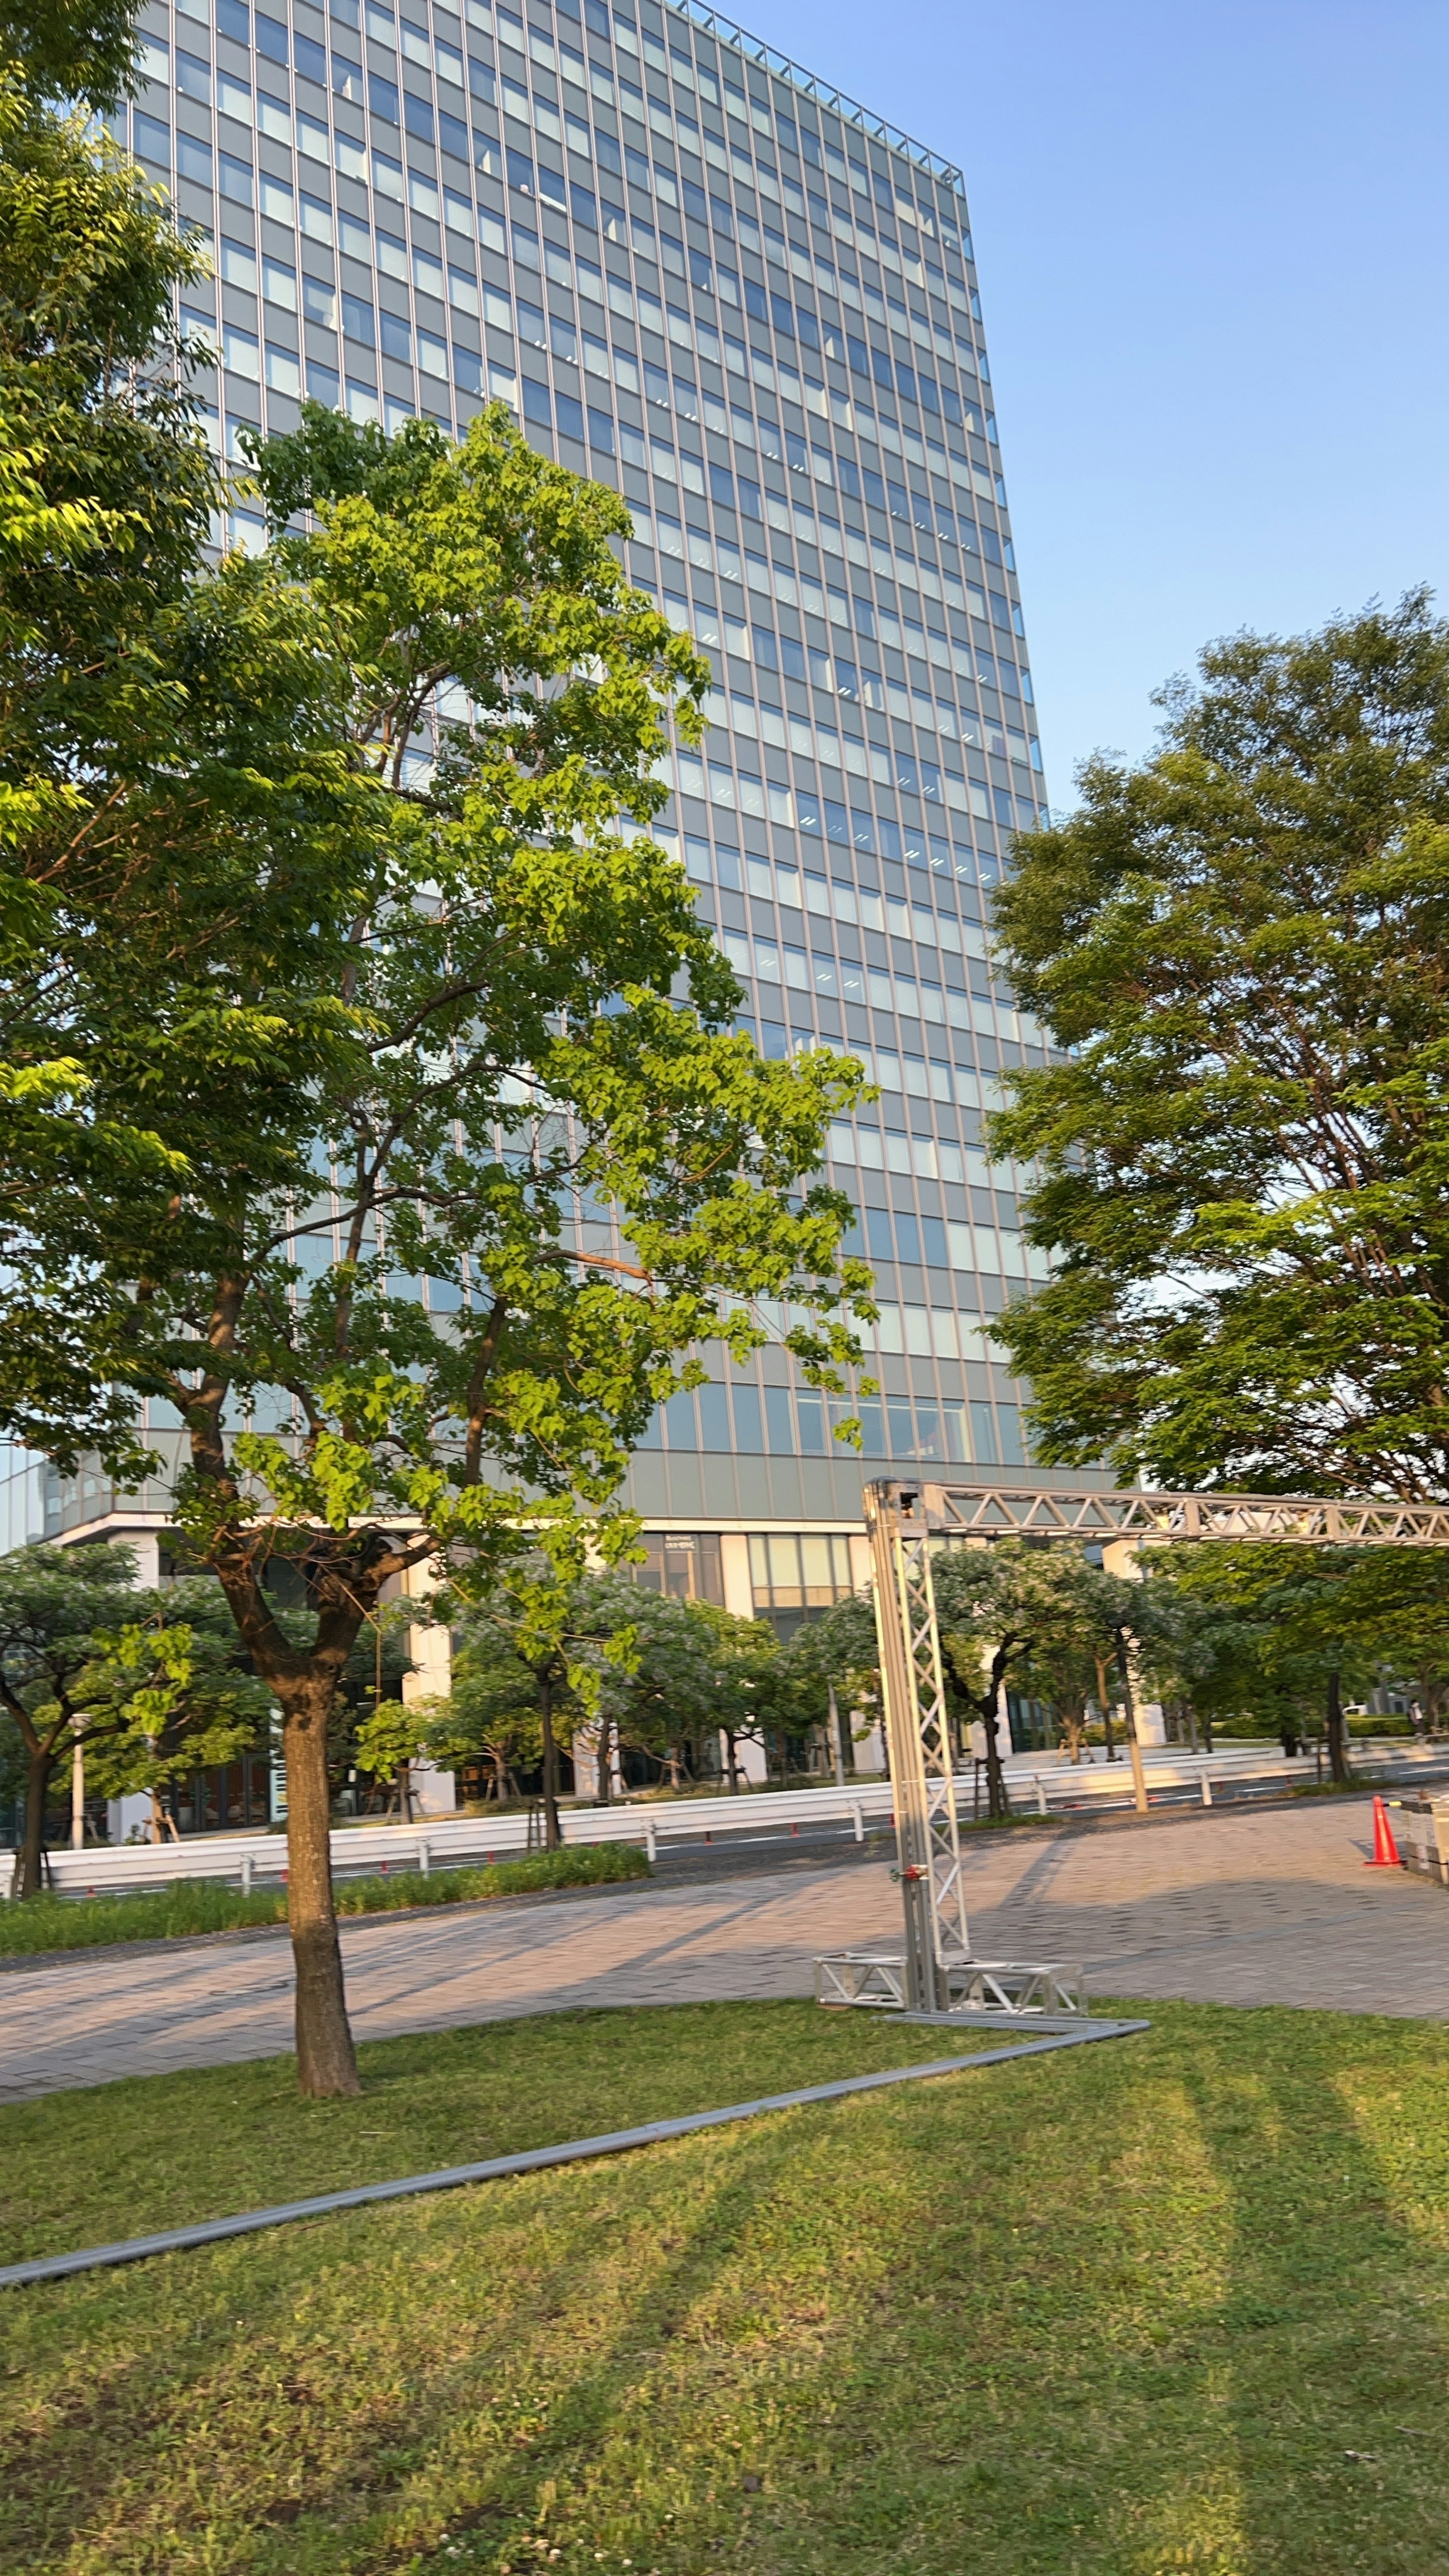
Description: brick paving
xmin=1 ymin=1795 xmax=1445 ymax=2101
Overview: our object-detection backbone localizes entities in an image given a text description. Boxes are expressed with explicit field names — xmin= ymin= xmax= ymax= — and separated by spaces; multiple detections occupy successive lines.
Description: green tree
xmin=775 ymin=1592 xmax=878 ymax=1779
xmin=0 ymin=1549 xmax=266 ymax=1889
xmin=0 ymin=0 xmax=143 ymax=108
xmin=9 ymin=395 xmax=871 ymax=2096
xmin=1132 ymin=1541 xmax=1446 ymax=1781
xmin=987 ymin=595 xmax=1449 ymax=1506
xmin=1330 ymin=1549 xmax=1449 ymax=1729
xmin=440 ymin=1549 xmax=596 ymax=1844
xmin=571 ymin=1579 xmax=781 ymax=1795
xmin=929 ymin=1542 xmax=1143 ymax=1816
xmin=685 ymin=1595 xmax=785 ymax=1793
xmin=351 ymin=1693 xmax=445 ymax=1820
xmin=78 ymin=1577 xmax=273 ymax=1831
xmin=0 ymin=1541 xmax=141 ymax=1894
xmin=568 ymin=1575 xmax=703 ymax=1796
xmin=0 ymin=34 xmax=378 ymax=1469
xmin=435 ymin=1628 xmax=544 ymax=1809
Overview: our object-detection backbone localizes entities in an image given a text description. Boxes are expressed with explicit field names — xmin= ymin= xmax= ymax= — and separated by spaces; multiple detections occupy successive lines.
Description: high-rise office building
xmin=2 ymin=0 xmax=1053 ymax=1647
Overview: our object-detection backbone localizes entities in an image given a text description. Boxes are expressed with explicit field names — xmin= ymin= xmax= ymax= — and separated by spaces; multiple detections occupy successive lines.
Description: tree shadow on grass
xmin=10 ymin=2005 xmax=1448 ymax=2575
xmin=617 ymin=2002 xmax=1449 ymax=2576
xmin=813 ymin=2000 xmax=1449 ymax=2576
xmin=0 ymin=2109 xmax=830 ymax=2573
xmin=1161 ymin=2004 xmax=1449 ymax=2574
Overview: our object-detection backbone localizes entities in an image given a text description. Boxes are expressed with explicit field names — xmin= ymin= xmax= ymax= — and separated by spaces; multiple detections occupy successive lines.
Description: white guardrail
xmin=9 ymin=1739 xmax=1448 ymax=1901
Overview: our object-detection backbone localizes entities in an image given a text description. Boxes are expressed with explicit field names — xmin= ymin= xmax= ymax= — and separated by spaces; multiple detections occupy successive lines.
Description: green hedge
xmin=0 ymin=1840 xmax=650 ymax=1958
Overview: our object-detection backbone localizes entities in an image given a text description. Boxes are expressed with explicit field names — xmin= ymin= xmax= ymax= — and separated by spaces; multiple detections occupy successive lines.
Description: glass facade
xmin=33 ymin=0 xmax=1055 ymax=1602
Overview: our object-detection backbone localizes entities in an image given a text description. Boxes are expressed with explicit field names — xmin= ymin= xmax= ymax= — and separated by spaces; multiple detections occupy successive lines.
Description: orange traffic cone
xmin=1364 ymin=1796 xmax=1401 ymax=1867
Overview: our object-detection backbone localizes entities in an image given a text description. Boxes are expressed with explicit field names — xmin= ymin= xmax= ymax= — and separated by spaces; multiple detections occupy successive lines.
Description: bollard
xmin=851 ymin=1801 xmax=864 ymax=1843
xmin=418 ymin=1838 xmax=429 ymax=1877
xmin=1034 ymin=1775 xmax=1048 ymax=1817
xmin=1201 ymin=1772 xmax=1213 ymax=1807
xmin=645 ymin=1818 xmax=657 ymax=1864
xmin=241 ymin=1853 xmax=253 ymax=1898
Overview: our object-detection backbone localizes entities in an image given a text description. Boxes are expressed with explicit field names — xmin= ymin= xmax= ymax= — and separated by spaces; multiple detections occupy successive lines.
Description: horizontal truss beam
xmin=883 ymin=1482 xmax=1449 ymax=1550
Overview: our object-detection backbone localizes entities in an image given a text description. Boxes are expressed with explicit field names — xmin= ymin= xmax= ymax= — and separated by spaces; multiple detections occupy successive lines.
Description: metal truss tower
xmin=814 ymin=1475 xmax=1449 ymax=2024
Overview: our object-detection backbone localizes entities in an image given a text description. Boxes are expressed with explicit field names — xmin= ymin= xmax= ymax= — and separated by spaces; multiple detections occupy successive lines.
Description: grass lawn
xmin=4 ymin=1998 xmax=1449 ymax=2574
xmin=0 ymin=1845 xmax=649 ymax=1958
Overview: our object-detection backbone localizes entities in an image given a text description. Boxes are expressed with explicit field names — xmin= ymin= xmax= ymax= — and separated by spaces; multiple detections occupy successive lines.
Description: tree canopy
xmin=988 ymin=595 xmax=1449 ymax=1503
xmin=4 ymin=359 xmax=872 ymax=2087
xmin=0 ymin=1544 xmax=268 ymax=1892
xmin=0 ymin=66 xmax=372 ymax=1470
xmin=0 ymin=0 xmax=875 ymax=2093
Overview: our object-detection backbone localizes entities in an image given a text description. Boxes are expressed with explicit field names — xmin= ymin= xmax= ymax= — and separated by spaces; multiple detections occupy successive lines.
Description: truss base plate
xmin=814 ymin=1950 xmax=1088 ymax=2018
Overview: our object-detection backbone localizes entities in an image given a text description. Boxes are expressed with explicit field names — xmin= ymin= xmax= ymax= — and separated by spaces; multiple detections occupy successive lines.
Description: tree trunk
xmin=1094 ymin=1652 xmax=1117 ymax=1761
xmin=71 ymin=1721 xmax=86 ymax=1850
xmin=723 ymin=1727 xmax=740 ymax=1792
xmin=17 ymin=1744 xmax=52 ymax=1900
xmin=282 ymin=1693 xmax=360 ymax=2098
xmin=538 ymin=1674 xmax=563 ymax=1849
xmin=981 ymin=1673 xmax=1009 ymax=1820
xmin=1326 ymin=1665 xmax=1352 ymax=1786
xmin=594 ymin=1711 xmax=613 ymax=1805
xmin=1115 ymin=1629 xmax=1149 ymax=1818
xmin=827 ymin=1682 xmax=846 ymax=1787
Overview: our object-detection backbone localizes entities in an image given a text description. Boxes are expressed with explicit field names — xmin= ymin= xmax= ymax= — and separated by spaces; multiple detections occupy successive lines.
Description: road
xmin=2 ymin=1793 xmax=1445 ymax=2101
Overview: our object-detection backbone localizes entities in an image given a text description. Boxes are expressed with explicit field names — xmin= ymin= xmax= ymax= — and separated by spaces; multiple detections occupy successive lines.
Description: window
xmin=379 ymin=309 xmax=411 ymax=359
xmin=302 ymin=274 xmax=336 ymax=325
xmin=341 ymin=291 xmax=376 ymax=344
xmin=262 ymin=255 xmax=297 ymax=310
xmin=220 ymin=236 xmax=258 ymax=290
xmin=630 ymin=1532 xmax=724 ymax=1604
xmin=177 ymin=132 xmax=214 ymax=184
xmin=222 ymin=321 xmax=260 ymax=377
xmin=748 ymin=1530 xmax=855 ymax=1617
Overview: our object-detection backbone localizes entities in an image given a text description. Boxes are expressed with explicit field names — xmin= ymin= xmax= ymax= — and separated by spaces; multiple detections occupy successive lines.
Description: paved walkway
xmin=2 ymin=1797 xmax=1446 ymax=2101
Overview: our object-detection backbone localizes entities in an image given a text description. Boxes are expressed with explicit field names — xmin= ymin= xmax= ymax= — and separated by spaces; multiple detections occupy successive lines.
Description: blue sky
xmin=758 ymin=0 xmax=1449 ymax=807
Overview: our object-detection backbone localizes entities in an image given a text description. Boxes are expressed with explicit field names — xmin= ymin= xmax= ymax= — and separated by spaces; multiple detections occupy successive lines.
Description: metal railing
xmin=11 ymin=1739 xmax=1444 ymax=1902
